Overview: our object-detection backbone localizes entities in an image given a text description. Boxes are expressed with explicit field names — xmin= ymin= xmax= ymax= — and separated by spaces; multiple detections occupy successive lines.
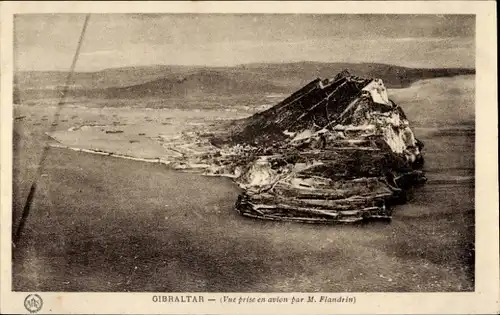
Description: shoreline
xmin=11 ymin=73 xmax=475 ymax=291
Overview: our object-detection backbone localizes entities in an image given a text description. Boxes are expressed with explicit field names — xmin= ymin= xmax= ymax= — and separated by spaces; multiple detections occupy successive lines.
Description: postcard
xmin=1 ymin=1 xmax=498 ymax=314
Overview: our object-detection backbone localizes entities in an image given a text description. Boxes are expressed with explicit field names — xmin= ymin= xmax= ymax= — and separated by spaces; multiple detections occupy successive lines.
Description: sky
xmin=14 ymin=14 xmax=475 ymax=71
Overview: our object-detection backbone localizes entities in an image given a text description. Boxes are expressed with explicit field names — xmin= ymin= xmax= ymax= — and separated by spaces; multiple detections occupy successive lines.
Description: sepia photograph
xmin=11 ymin=12 xmax=477 ymax=292
xmin=1 ymin=1 xmax=498 ymax=314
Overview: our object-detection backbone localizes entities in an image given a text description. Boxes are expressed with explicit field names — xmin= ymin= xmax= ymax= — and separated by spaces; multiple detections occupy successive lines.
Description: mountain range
xmin=14 ymin=62 xmax=475 ymax=101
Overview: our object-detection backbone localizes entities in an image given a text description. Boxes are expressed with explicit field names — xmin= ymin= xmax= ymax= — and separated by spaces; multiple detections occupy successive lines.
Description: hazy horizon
xmin=15 ymin=14 xmax=475 ymax=71
xmin=14 ymin=61 xmax=477 ymax=74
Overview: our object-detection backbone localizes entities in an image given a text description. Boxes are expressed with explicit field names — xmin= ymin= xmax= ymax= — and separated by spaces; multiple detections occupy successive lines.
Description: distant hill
xmin=15 ymin=65 xmax=202 ymax=91
xmin=101 ymin=70 xmax=288 ymax=99
xmin=15 ymin=69 xmax=288 ymax=100
xmin=14 ymin=62 xmax=475 ymax=101
xmin=231 ymin=62 xmax=475 ymax=88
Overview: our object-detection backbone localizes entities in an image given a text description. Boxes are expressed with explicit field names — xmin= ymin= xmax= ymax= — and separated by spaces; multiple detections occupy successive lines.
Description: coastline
xmin=12 ymin=74 xmax=475 ymax=292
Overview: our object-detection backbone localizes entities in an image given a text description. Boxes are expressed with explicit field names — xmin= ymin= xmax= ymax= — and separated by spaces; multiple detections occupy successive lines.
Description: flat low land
xmin=12 ymin=75 xmax=475 ymax=292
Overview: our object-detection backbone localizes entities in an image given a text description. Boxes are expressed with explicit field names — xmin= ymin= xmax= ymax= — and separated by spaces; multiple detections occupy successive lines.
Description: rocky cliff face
xmin=162 ymin=70 xmax=426 ymax=223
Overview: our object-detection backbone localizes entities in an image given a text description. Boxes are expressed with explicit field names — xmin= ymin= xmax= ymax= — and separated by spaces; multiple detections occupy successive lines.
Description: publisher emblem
xmin=24 ymin=294 xmax=43 ymax=313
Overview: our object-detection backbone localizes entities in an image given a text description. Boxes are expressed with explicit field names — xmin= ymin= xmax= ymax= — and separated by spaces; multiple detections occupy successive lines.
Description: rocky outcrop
xmin=160 ymin=70 xmax=427 ymax=223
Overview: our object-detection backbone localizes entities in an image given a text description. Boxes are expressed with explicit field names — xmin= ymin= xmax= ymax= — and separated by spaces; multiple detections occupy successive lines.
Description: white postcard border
xmin=1 ymin=1 xmax=498 ymax=314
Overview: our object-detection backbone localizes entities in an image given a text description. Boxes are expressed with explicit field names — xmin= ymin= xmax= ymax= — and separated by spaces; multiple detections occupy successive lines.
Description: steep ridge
xmin=154 ymin=70 xmax=427 ymax=223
